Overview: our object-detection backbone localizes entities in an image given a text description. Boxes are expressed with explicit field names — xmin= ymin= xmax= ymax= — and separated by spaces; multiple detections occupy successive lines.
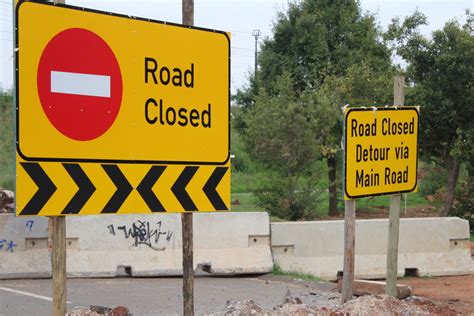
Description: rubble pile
xmin=222 ymin=299 xmax=264 ymax=314
xmin=335 ymin=295 xmax=428 ymax=315
xmin=268 ymin=289 xmax=333 ymax=315
xmin=404 ymin=296 xmax=459 ymax=315
xmin=0 ymin=189 xmax=14 ymax=213
xmin=207 ymin=291 xmax=459 ymax=315
xmin=66 ymin=305 xmax=131 ymax=316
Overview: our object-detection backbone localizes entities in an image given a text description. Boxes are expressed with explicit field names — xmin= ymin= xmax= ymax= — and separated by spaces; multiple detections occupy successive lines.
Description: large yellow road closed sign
xmin=17 ymin=1 xmax=229 ymax=165
xmin=344 ymin=107 xmax=419 ymax=199
xmin=15 ymin=1 xmax=230 ymax=216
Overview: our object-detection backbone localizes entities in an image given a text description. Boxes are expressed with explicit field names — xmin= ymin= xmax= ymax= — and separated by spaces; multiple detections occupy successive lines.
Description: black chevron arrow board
xmin=16 ymin=158 xmax=230 ymax=216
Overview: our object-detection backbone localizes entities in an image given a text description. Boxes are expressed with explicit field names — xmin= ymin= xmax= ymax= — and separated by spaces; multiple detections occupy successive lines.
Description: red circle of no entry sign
xmin=37 ymin=28 xmax=122 ymax=141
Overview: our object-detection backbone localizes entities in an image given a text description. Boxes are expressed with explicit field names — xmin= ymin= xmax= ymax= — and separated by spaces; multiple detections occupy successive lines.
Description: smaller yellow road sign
xmin=344 ymin=107 xmax=419 ymax=199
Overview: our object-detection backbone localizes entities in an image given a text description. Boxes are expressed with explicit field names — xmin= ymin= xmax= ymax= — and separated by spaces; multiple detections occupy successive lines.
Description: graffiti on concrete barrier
xmin=26 ymin=220 xmax=34 ymax=232
xmin=107 ymin=221 xmax=173 ymax=251
xmin=108 ymin=224 xmax=116 ymax=235
xmin=0 ymin=239 xmax=17 ymax=253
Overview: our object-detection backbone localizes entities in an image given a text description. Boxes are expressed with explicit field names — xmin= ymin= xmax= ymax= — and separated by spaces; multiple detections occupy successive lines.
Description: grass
xmin=231 ymin=180 xmax=432 ymax=216
xmin=0 ymin=94 xmax=14 ymax=190
xmin=230 ymin=192 xmax=264 ymax=212
xmin=355 ymin=191 xmax=428 ymax=210
xmin=230 ymin=170 xmax=434 ymax=218
xmin=272 ymin=264 xmax=321 ymax=281
xmin=231 ymin=171 xmax=257 ymax=193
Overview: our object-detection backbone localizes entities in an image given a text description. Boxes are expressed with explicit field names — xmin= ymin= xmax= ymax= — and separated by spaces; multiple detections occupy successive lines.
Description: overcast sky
xmin=0 ymin=0 xmax=471 ymax=93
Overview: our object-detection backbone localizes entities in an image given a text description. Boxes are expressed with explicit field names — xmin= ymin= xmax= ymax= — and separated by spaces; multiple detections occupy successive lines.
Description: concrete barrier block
xmin=0 ymin=215 xmax=50 ymax=278
xmin=271 ymin=217 xmax=472 ymax=281
xmin=0 ymin=212 xmax=272 ymax=279
xmin=193 ymin=212 xmax=272 ymax=274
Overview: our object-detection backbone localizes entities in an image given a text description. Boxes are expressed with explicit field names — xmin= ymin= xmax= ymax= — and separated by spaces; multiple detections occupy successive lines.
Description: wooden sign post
xmin=341 ymin=199 xmax=356 ymax=303
xmin=385 ymin=75 xmax=405 ymax=297
xmin=182 ymin=1 xmax=195 ymax=315
xmin=51 ymin=216 xmax=67 ymax=316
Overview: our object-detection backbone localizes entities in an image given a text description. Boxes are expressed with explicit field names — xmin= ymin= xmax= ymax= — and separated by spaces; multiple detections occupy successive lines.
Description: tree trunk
xmin=440 ymin=155 xmax=460 ymax=216
xmin=328 ymin=156 xmax=338 ymax=216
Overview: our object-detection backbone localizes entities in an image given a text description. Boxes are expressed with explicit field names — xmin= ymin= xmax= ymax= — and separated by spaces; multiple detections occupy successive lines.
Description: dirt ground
xmin=401 ymin=275 xmax=474 ymax=315
xmin=326 ymin=205 xmax=474 ymax=315
xmin=260 ymin=274 xmax=473 ymax=315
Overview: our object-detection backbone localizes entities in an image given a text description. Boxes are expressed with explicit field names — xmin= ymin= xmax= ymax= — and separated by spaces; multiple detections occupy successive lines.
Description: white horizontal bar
xmin=51 ymin=71 xmax=111 ymax=98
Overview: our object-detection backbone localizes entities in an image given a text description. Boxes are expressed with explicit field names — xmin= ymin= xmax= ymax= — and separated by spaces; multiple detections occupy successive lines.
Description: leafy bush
xmin=252 ymin=166 xmax=325 ymax=221
xmin=452 ymin=179 xmax=474 ymax=231
xmin=419 ymin=167 xmax=447 ymax=197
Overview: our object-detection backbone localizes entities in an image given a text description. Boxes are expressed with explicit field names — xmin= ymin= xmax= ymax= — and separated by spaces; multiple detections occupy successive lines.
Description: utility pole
xmin=252 ymin=29 xmax=260 ymax=80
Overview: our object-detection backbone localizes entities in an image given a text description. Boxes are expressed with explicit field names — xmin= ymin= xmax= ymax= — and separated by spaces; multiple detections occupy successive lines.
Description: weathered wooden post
xmin=51 ymin=216 xmax=67 ymax=316
xmin=385 ymin=75 xmax=405 ymax=297
xmin=182 ymin=1 xmax=195 ymax=315
xmin=341 ymin=199 xmax=356 ymax=303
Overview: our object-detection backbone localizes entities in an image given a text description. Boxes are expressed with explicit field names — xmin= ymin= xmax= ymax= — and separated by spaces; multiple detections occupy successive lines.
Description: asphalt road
xmin=0 ymin=276 xmax=340 ymax=315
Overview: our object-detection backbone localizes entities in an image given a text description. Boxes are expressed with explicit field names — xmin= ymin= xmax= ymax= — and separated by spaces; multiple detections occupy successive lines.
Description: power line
xmin=227 ymin=28 xmax=256 ymax=34
xmin=232 ymin=52 xmax=254 ymax=59
xmin=232 ymin=46 xmax=253 ymax=51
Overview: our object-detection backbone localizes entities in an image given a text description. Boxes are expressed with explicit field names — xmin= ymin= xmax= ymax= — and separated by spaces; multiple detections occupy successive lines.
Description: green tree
xmin=386 ymin=11 xmax=474 ymax=216
xmin=238 ymin=0 xmax=393 ymax=217
xmin=244 ymin=73 xmax=324 ymax=219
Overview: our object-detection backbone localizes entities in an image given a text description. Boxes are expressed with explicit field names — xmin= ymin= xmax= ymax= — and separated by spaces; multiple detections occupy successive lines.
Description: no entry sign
xmin=37 ymin=28 xmax=123 ymax=141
